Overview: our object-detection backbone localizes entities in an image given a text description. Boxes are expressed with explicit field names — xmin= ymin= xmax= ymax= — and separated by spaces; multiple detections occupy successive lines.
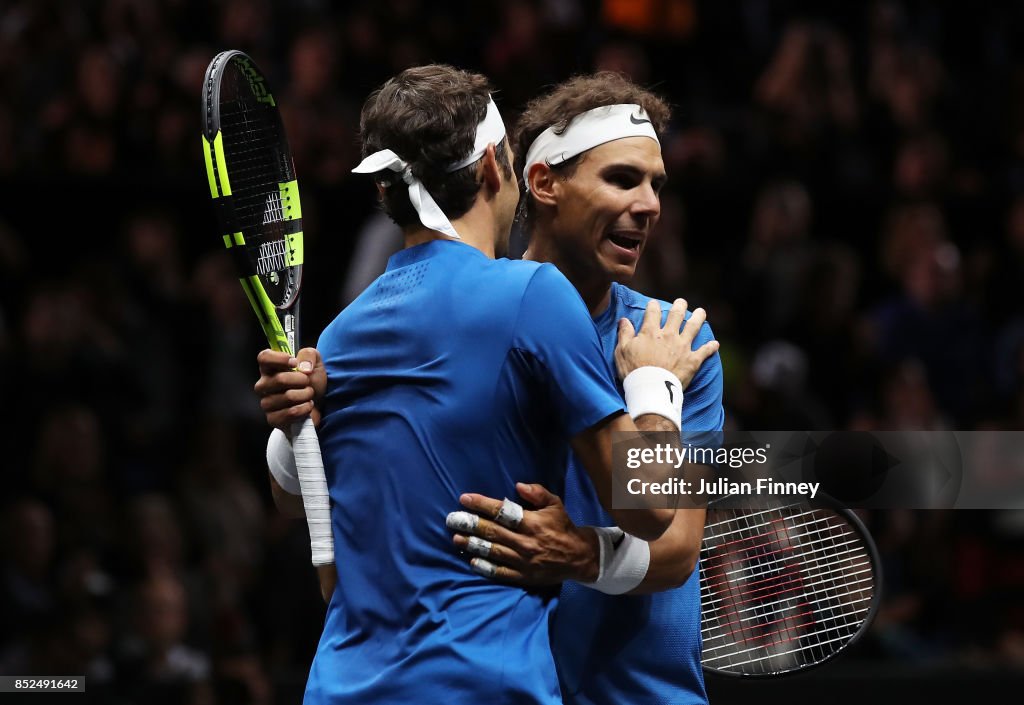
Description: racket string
xmin=699 ymin=503 xmax=877 ymax=674
xmin=218 ymin=66 xmax=300 ymax=307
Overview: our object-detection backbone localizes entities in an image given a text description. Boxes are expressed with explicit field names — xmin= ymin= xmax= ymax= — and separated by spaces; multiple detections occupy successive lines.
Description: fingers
xmin=617 ymin=316 xmax=636 ymax=341
xmin=266 ymin=401 xmax=315 ymax=429
xmin=295 ymin=347 xmax=328 ymax=399
xmin=257 ymin=348 xmax=294 ymax=374
xmin=459 ymin=493 xmax=506 ymax=521
xmin=446 ymin=511 xmax=532 ymax=554
xmin=638 ymin=298 xmax=662 ymax=334
xmin=663 ymin=298 xmax=688 ymax=336
xmin=469 ymin=557 xmax=526 ymax=583
xmin=695 ymin=339 xmax=720 ymax=361
xmin=254 ymin=364 xmax=313 ymax=398
xmin=256 ymin=379 xmax=315 ymax=407
xmin=295 ymin=347 xmax=319 ymax=373
xmin=255 ymin=348 xmax=323 ymax=431
xmin=515 ymin=482 xmax=561 ymax=509
xmin=494 ymin=498 xmax=524 ymax=529
xmin=453 ymin=533 xmax=520 ymax=568
xmin=459 ymin=494 xmax=523 ymax=529
xmin=614 ymin=319 xmax=636 ymax=381
xmin=456 ymin=541 xmax=530 ymax=585
xmin=680 ymin=306 xmax=706 ymax=347
xmin=260 ymin=385 xmax=317 ymax=429
xmin=463 ymin=535 xmax=493 ymax=558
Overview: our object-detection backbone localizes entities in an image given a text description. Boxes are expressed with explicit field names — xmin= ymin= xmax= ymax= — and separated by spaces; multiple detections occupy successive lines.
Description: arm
xmin=255 ymin=347 xmax=337 ymax=603
xmin=627 ymin=503 xmax=705 ymax=593
xmin=570 ymin=412 xmax=676 ymax=541
xmin=270 ymin=475 xmax=306 ymax=518
xmin=510 ymin=268 xmax=710 ymax=542
xmin=571 ymin=299 xmax=718 ymax=541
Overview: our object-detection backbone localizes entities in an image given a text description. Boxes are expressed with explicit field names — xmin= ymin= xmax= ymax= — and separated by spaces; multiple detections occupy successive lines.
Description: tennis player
xmin=257 ymin=65 xmax=717 ymax=705
xmin=447 ymin=74 xmax=724 ymax=705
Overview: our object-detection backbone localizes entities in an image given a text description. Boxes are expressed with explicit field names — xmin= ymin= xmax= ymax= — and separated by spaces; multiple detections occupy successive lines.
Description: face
xmin=494 ymin=139 xmax=519 ymax=257
xmin=544 ymin=137 xmax=665 ymax=285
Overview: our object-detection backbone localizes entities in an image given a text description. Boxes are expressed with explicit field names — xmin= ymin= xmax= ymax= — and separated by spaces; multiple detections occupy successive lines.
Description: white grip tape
xmin=582 ymin=526 xmax=650 ymax=595
xmin=267 ymin=428 xmax=300 ymax=495
xmin=291 ymin=417 xmax=334 ymax=566
xmin=622 ymin=366 xmax=683 ymax=431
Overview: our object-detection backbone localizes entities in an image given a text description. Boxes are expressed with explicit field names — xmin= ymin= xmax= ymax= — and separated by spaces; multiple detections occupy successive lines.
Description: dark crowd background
xmin=1 ymin=0 xmax=1023 ymax=703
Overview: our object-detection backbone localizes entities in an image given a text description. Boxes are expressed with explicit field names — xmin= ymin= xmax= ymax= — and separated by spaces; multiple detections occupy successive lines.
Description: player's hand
xmin=254 ymin=347 xmax=327 ymax=430
xmin=446 ymin=483 xmax=599 ymax=586
xmin=614 ymin=299 xmax=720 ymax=385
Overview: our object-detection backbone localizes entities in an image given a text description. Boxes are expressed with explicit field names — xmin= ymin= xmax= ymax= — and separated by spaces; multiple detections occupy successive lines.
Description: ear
xmin=528 ymin=162 xmax=559 ymax=208
xmin=479 ymin=143 xmax=503 ymax=197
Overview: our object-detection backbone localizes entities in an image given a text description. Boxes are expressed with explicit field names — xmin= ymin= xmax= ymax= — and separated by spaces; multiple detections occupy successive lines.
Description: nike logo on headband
xmin=544 ymin=151 xmax=570 ymax=166
xmin=630 ymin=113 xmax=652 ymax=126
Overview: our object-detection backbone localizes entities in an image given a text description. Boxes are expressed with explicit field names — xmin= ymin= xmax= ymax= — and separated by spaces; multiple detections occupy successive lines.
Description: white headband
xmin=352 ymin=96 xmax=506 ymax=240
xmin=522 ymin=103 xmax=659 ymax=190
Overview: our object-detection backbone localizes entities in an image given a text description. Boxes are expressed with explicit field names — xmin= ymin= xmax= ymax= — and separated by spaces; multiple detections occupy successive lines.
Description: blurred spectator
xmin=733 ymin=179 xmax=816 ymax=342
xmin=601 ymin=0 xmax=696 ymax=39
xmin=283 ymin=26 xmax=358 ymax=184
xmin=868 ymin=11 xmax=946 ymax=134
xmin=733 ymin=340 xmax=833 ymax=430
xmin=868 ymin=239 xmax=984 ymax=422
xmin=191 ymin=252 xmax=266 ymax=424
xmin=31 ymin=404 xmax=116 ymax=549
xmin=892 ymin=131 xmax=950 ymax=199
xmin=116 ymin=574 xmax=213 ymax=705
xmin=755 ymin=21 xmax=860 ymax=147
xmin=0 ymin=499 xmax=57 ymax=647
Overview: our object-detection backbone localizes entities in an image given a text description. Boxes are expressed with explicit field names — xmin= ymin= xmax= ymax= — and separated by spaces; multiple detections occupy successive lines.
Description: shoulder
xmin=614 ymin=284 xmax=718 ymax=344
xmin=317 ymin=308 xmax=349 ymax=351
xmin=507 ymin=260 xmax=582 ymax=305
xmin=475 ymin=257 xmax=550 ymax=296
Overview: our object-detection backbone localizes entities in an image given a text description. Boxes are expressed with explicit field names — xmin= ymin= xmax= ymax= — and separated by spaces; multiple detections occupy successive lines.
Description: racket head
xmin=201 ymin=50 xmax=304 ymax=354
xmin=699 ymin=494 xmax=882 ymax=678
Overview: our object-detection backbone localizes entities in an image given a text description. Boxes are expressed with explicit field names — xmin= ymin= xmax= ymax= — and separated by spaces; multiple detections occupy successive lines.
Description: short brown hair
xmin=512 ymin=73 xmax=671 ymax=232
xmin=359 ymin=64 xmax=512 ymax=228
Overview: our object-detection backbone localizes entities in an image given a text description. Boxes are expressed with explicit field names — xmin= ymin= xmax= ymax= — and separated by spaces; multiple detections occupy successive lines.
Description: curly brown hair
xmin=511 ymin=72 xmax=671 ymax=233
xmin=359 ymin=64 xmax=513 ymax=228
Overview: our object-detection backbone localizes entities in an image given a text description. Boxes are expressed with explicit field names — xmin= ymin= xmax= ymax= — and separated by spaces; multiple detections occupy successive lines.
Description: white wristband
xmin=582 ymin=526 xmax=650 ymax=595
xmin=267 ymin=428 xmax=301 ymax=495
xmin=623 ymin=366 xmax=683 ymax=431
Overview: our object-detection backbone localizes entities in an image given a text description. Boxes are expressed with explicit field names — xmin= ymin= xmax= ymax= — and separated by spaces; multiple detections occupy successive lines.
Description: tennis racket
xmin=699 ymin=496 xmax=881 ymax=677
xmin=201 ymin=50 xmax=334 ymax=572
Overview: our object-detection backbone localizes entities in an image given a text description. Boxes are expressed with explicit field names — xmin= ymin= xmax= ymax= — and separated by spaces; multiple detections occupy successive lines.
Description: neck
xmin=403 ymin=228 xmax=496 ymax=259
xmin=523 ymin=240 xmax=612 ymax=317
xmin=402 ymin=205 xmax=499 ymax=259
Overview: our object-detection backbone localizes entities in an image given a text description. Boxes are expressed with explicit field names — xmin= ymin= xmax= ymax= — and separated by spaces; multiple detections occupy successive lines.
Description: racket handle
xmin=292 ymin=417 xmax=334 ymax=566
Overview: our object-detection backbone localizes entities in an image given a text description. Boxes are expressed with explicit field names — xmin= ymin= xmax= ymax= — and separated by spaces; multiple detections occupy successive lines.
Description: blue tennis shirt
xmin=554 ymin=282 xmax=725 ymax=705
xmin=308 ymin=240 xmax=625 ymax=705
